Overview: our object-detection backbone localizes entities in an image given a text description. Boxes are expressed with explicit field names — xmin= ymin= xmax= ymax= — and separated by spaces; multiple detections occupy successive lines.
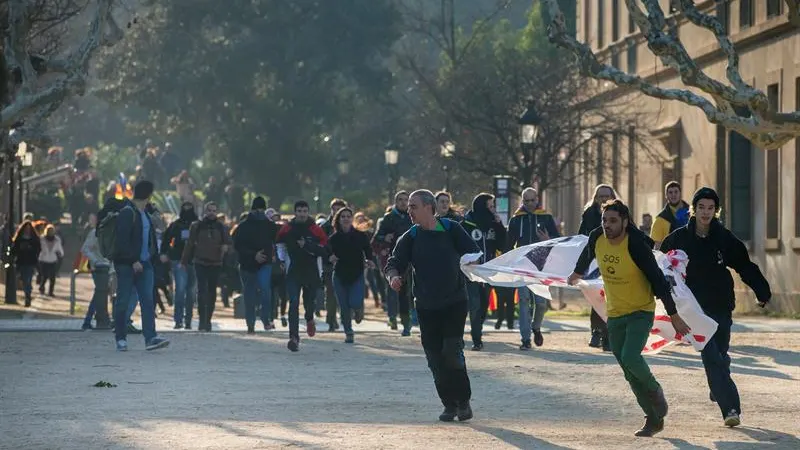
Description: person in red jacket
xmin=276 ymin=200 xmax=329 ymax=352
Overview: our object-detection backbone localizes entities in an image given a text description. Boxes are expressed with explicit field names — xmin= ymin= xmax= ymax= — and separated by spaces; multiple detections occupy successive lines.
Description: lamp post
xmin=440 ymin=141 xmax=455 ymax=192
xmin=337 ymin=156 xmax=349 ymax=191
xmin=384 ymin=144 xmax=399 ymax=205
xmin=518 ymin=101 xmax=542 ymax=189
xmin=4 ymin=136 xmax=27 ymax=305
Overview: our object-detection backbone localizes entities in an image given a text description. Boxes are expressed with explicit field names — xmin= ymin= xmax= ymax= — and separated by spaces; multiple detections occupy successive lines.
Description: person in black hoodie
xmin=577 ymin=183 xmax=617 ymax=351
xmin=327 ymin=207 xmax=375 ymax=343
xmin=233 ymin=196 xmax=279 ymax=334
xmin=320 ymin=198 xmax=347 ymax=332
xmin=660 ymin=187 xmax=771 ymax=428
xmin=461 ymin=193 xmax=507 ymax=351
xmin=276 ymin=200 xmax=329 ymax=352
xmin=160 ymin=202 xmax=198 ymax=329
xmin=372 ymin=191 xmax=414 ymax=334
xmin=385 ymin=189 xmax=480 ymax=422
xmin=11 ymin=221 xmax=41 ymax=306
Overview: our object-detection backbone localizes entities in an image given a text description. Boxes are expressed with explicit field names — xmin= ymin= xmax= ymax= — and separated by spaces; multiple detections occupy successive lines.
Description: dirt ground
xmin=0 ymin=326 xmax=798 ymax=450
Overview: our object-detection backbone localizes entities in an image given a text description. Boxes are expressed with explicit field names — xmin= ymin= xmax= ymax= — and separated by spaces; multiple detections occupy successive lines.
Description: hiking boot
xmin=306 ymin=320 xmax=316 ymax=337
xmin=281 ymin=316 xmax=288 ymax=327
xmin=519 ymin=340 xmax=532 ymax=351
xmin=471 ymin=342 xmax=483 ymax=351
xmin=344 ymin=334 xmax=354 ymax=344
xmin=456 ymin=401 xmax=473 ymax=422
xmin=724 ymin=410 xmax=741 ymax=427
xmin=588 ymin=332 xmax=602 ymax=348
xmin=533 ymin=330 xmax=544 ymax=347
xmin=145 ymin=336 xmax=170 ymax=351
xmin=353 ymin=309 xmax=364 ymax=324
xmin=287 ymin=337 xmax=300 ymax=352
xmin=650 ymin=386 xmax=669 ymax=419
xmin=634 ymin=417 xmax=664 ymax=437
xmin=439 ymin=405 xmax=457 ymax=422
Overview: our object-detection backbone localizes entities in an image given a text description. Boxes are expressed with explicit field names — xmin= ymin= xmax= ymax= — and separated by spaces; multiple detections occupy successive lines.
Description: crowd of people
xmin=7 ymin=173 xmax=772 ymax=436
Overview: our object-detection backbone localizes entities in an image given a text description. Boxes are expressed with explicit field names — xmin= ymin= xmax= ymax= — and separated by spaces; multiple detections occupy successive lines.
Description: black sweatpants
xmin=195 ymin=264 xmax=221 ymax=329
xmin=418 ymin=301 xmax=471 ymax=408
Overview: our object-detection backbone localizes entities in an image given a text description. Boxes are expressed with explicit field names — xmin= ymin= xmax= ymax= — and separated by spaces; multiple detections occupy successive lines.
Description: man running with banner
xmin=567 ymin=199 xmax=690 ymax=437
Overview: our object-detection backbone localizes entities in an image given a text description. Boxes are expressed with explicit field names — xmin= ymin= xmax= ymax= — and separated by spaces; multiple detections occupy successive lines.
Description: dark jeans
xmin=466 ymin=282 xmax=490 ymax=344
xmin=114 ymin=262 xmax=156 ymax=343
xmin=323 ymin=266 xmax=338 ymax=326
xmin=241 ymin=265 xmax=273 ymax=329
xmin=494 ymin=286 xmax=515 ymax=328
xmin=85 ymin=267 xmax=111 ymax=327
xmin=39 ymin=262 xmax=57 ymax=295
xmin=607 ymin=310 xmax=662 ymax=419
xmin=333 ymin=274 xmax=365 ymax=335
xmin=418 ymin=301 xmax=471 ymax=408
xmin=18 ymin=264 xmax=36 ymax=299
xmin=387 ymin=273 xmax=411 ymax=324
xmin=195 ymin=264 xmax=221 ymax=330
xmin=702 ymin=310 xmax=741 ymax=418
xmin=591 ymin=308 xmax=608 ymax=339
xmin=286 ymin=273 xmax=320 ymax=339
xmin=172 ymin=262 xmax=196 ymax=327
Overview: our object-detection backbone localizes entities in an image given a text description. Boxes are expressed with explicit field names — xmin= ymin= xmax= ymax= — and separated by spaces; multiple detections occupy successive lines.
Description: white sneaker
xmin=724 ymin=410 xmax=741 ymax=427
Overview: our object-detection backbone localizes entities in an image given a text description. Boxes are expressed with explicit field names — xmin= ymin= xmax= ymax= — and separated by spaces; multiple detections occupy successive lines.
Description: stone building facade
xmin=547 ymin=0 xmax=800 ymax=313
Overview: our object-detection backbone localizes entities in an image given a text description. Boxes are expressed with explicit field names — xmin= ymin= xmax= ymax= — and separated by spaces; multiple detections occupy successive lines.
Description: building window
xmin=716 ymin=0 xmax=729 ymax=34
xmin=766 ymin=83 xmax=781 ymax=239
xmin=628 ymin=127 xmax=636 ymax=213
xmin=729 ymin=131 xmax=753 ymax=240
xmin=715 ymin=125 xmax=727 ymax=223
xmin=767 ymin=0 xmax=783 ymax=18
xmin=584 ymin=0 xmax=591 ymax=44
xmin=596 ymin=136 xmax=605 ymax=184
xmin=598 ymin=0 xmax=605 ymax=48
xmin=612 ymin=132 xmax=620 ymax=188
xmin=740 ymin=0 xmax=753 ymax=29
xmin=612 ymin=0 xmax=619 ymax=41
xmin=627 ymin=41 xmax=637 ymax=73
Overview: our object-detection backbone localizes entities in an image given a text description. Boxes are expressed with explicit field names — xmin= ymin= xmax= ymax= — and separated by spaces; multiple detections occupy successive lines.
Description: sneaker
xmin=471 ymin=342 xmax=483 ymax=351
xmin=306 ymin=320 xmax=316 ymax=337
xmin=456 ymin=401 xmax=473 ymax=422
xmin=588 ymin=332 xmax=601 ymax=348
xmin=439 ymin=405 xmax=458 ymax=422
xmin=247 ymin=326 xmax=255 ymax=335
xmin=533 ymin=330 xmax=544 ymax=347
xmin=634 ymin=417 xmax=664 ymax=437
xmin=173 ymin=323 xmax=184 ymax=330
xmin=127 ymin=324 xmax=142 ymax=334
xmin=327 ymin=322 xmax=338 ymax=332
xmin=601 ymin=337 xmax=611 ymax=352
xmin=116 ymin=339 xmax=128 ymax=352
xmin=389 ymin=318 xmax=398 ymax=330
xmin=145 ymin=336 xmax=170 ymax=351
xmin=184 ymin=323 xmax=192 ymax=330
xmin=353 ymin=309 xmax=364 ymax=324
xmin=494 ymin=320 xmax=502 ymax=330
xmin=280 ymin=316 xmax=288 ymax=327
xmin=519 ymin=340 xmax=532 ymax=351
xmin=724 ymin=410 xmax=741 ymax=427
xmin=264 ymin=322 xmax=276 ymax=331
xmin=344 ymin=334 xmax=354 ymax=344
xmin=401 ymin=328 xmax=411 ymax=337
xmin=650 ymin=386 xmax=669 ymax=419
xmin=287 ymin=337 xmax=300 ymax=352
xmin=81 ymin=323 xmax=93 ymax=331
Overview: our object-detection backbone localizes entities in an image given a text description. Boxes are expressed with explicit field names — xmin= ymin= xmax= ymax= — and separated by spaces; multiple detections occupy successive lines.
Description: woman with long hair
xmin=38 ymin=224 xmax=64 ymax=297
xmin=11 ymin=221 xmax=41 ymax=306
xmin=327 ymin=207 xmax=375 ymax=343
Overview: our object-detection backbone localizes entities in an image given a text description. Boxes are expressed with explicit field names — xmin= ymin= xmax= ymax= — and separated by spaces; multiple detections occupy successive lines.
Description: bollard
xmin=69 ymin=269 xmax=79 ymax=315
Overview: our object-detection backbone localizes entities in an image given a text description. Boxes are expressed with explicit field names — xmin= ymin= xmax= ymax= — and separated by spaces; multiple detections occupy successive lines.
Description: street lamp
xmin=440 ymin=141 xmax=455 ymax=192
xmin=4 ymin=135 xmax=28 ymax=305
xmin=384 ymin=144 xmax=399 ymax=205
xmin=519 ymin=101 xmax=542 ymax=145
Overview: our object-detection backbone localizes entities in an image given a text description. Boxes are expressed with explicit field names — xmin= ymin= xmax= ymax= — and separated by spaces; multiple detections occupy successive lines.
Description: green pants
xmin=607 ymin=310 xmax=661 ymax=418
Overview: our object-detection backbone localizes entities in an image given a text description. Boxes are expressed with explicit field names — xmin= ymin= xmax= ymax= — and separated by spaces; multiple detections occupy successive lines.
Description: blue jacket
xmin=113 ymin=200 xmax=158 ymax=266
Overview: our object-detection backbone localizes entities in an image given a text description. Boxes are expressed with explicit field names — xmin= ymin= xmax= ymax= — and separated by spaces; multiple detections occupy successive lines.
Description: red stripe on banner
xmin=693 ymin=334 xmax=706 ymax=343
xmin=649 ymin=339 xmax=669 ymax=351
xmin=650 ymin=328 xmax=661 ymax=334
xmin=599 ymin=289 xmax=605 ymax=298
xmin=674 ymin=332 xmax=684 ymax=341
xmin=655 ymin=315 xmax=672 ymax=322
xmin=542 ymin=279 xmax=553 ymax=286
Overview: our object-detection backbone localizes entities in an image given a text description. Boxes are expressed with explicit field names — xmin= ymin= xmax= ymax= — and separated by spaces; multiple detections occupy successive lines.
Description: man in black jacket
xmin=112 ymin=181 xmax=169 ymax=352
xmin=233 ymin=196 xmax=279 ymax=334
xmin=385 ymin=189 xmax=480 ymax=422
xmin=461 ymin=193 xmax=507 ymax=350
xmin=160 ymin=202 xmax=198 ymax=329
xmin=660 ymin=187 xmax=770 ymax=428
xmin=373 ymin=191 xmax=413 ymax=334
xmin=569 ymin=199 xmax=689 ymax=437
xmin=320 ymin=198 xmax=347 ymax=331
xmin=577 ymin=183 xmax=617 ymax=350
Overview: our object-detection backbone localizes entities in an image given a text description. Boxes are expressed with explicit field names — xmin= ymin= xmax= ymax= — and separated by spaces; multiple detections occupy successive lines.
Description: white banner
xmin=461 ymin=235 xmax=717 ymax=355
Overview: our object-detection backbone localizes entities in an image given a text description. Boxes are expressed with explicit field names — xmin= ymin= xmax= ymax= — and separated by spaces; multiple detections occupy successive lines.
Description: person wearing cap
xmin=660 ymin=187 xmax=771 ymax=428
xmin=112 ymin=180 xmax=170 ymax=352
xmin=233 ymin=196 xmax=280 ymax=333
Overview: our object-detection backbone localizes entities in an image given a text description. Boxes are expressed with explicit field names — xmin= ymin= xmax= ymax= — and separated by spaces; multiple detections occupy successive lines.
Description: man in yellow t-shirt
xmin=569 ymin=199 xmax=690 ymax=438
xmin=651 ymin=181 xmax=690 ymax=249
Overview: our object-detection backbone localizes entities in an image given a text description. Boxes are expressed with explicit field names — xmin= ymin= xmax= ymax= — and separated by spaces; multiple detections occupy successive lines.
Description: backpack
xmin=97 ymin=207 xmax=134 ymax=259
xmin=407 ymin=218 xmax=461 ymax=259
